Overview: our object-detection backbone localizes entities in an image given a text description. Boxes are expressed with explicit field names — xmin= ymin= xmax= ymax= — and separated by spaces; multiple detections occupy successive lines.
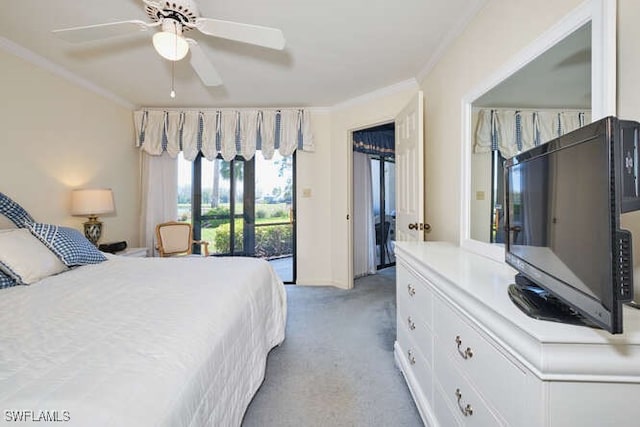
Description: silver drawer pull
xmin=407 ymin=284 xmax=416 ymax=296
xmin=455 ymin=335 xmax=473 ymax=359
xmin=455 ymin=389 xmax=474 ymax=417
xmin=407 ymin=316 xmax=416 ymax=330
xmin=407 ymin=349 xmax=416 ymax=365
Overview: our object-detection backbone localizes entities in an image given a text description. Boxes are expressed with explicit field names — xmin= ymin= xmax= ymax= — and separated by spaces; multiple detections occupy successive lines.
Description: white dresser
xmin=395 ymin=241 xmax=640 ymax=427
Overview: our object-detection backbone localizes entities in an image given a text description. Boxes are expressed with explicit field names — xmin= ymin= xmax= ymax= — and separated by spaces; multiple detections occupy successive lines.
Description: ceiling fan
xmin=52 ymin=0 xmax=286 ymax=88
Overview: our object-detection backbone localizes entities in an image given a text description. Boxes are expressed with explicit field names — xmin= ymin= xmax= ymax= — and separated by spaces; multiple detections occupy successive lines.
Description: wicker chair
xmin=155 ymin=221 xmax=210 ymax=257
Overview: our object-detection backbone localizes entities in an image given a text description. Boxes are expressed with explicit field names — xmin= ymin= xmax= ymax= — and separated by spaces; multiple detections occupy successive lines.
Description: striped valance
xmin=134 ymin=108 xmax=314 ymax=161
xmin=474 ymin=109 xmax=591 ymax=158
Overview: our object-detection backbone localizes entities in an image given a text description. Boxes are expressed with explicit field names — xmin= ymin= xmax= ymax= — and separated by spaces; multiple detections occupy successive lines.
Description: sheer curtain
xmin=140 ymin=152 xmax=178 ymax=256
xmin=353 ymin=152 xmax=376 ymax=277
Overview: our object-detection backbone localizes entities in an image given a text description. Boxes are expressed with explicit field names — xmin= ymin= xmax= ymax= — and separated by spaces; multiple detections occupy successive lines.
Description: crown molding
xmin=416 ymin=0 xmax=488 ymax=83
xmin=0 ymin=36 xmax=136 ymax=110
xmin=330 ymin=78 xmax=419 ymax=111
xmin=306 ymin=106 xmax=332 ymax=114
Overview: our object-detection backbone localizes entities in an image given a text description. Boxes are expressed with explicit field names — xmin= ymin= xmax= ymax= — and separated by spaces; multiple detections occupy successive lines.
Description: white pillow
xmin=0 ymin=229 xmax=68 ymax=285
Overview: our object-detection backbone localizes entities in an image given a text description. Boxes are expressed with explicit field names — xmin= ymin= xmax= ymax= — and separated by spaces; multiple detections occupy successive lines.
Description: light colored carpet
xmin=242 ymin=268 xmax=423 ymax=427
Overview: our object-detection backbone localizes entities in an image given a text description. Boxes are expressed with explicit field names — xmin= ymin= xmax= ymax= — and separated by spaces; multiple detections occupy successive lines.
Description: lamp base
xmin=83 ymin=216 xmax=102 ymax=246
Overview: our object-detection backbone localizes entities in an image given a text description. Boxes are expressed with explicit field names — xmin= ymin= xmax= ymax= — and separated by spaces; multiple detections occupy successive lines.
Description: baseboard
xmin=394 ymin=341 xmax=437 ymax=427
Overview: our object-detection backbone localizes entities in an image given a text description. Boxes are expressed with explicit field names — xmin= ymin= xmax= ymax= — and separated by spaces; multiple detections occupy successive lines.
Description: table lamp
xmin=71 ymin=188 xmax=115 ymax=245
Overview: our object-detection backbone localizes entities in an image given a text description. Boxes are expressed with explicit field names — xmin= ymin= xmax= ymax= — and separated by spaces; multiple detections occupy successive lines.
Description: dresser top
xmin=396 ymin=241 xmax=640 ymax=379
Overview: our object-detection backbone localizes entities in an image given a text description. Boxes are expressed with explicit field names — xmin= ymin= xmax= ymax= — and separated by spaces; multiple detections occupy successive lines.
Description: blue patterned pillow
xmin=0 ymin=269 xmax=18 ymax=289
xmin=0 ymin=192 xmax=35 ymax=228
xmin=29 ymin=223 xmax=107 ymax=267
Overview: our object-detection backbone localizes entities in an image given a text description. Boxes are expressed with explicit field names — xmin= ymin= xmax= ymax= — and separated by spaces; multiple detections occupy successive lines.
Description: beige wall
xmin=419 ymin=0 xmax=586 ymax=243
xmin=0 ymin=49 xmax=138 ymax=244
xmin=618 ymin=0 xmax=640 ymax=278
xmin=618 ymin=0 xmax=640 ymax=121
xmin=296 ymin=111 xmax=333 ymax=285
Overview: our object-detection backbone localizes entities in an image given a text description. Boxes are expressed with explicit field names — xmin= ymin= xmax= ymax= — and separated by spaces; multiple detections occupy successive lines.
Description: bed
xmin=0 ymin=252 xmax=287 ymax=426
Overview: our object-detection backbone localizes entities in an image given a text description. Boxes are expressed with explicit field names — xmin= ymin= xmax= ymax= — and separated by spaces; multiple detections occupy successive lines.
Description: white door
xmin=395 ymin=91 xmax=425 ymax=241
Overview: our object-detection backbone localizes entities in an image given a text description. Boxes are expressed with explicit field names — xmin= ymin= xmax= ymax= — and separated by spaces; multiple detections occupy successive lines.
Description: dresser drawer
xmin=434 ymin=297 xmax=526 ymax=425
xmin=433 ymin=381 xmax=463 ymax=427
xmin=397 ymin=264 xmax=434 ymax=329
xmin=398 ymin=295 xmax=434 ymax=366
xmin=397 ymin=320 xmax=434 ymax=403
xmin=434 ymin=343 xmax=505 ymax=427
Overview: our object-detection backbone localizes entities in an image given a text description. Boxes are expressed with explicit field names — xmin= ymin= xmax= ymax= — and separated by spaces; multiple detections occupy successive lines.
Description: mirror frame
xmin=460 ymin=0 xmax=617 ymax=261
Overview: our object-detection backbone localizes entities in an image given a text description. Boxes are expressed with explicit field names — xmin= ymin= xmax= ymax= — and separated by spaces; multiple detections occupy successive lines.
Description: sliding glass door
xmin=254 ymin=154 xmax=295 ymax=282
xmin=177 ymin=152 xmax=296 ymax=283
xmin=371 ymin=155 xmax=396 ymax=269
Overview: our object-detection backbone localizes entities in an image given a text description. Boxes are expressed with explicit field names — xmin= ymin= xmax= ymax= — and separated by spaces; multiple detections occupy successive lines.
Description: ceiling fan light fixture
xmin=152 ymin=19 xmax=189 ymax=61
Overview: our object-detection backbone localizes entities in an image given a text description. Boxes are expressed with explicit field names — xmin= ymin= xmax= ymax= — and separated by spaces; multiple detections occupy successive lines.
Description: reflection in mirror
xmin=469 ymin=23 xmax=592 ymax=244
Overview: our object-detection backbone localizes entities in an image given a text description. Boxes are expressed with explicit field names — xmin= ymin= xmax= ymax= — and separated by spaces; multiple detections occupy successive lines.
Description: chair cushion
xmin=158 ymin=224 xmax=191 ymax=253
xmin=0 ymin=229 xmax=68 ymax=285
xmin=29 ymin=223 xmax=107 ymax=267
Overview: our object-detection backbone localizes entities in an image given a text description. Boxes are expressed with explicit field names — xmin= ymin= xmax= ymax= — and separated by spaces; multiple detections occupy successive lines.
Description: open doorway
xmin=352 ymin=122 xmax=396 ymax=277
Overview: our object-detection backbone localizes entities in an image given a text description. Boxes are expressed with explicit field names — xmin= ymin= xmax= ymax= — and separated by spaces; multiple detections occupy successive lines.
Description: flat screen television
xmin=504 ymin=116 xmax=638 ymax=334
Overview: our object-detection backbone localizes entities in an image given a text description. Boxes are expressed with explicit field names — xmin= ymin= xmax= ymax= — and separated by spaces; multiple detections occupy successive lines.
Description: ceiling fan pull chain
xmin=170 ymin=20 xmax=177 ymax=98
xmin=170 ymin=62 xmax=176 ymax=98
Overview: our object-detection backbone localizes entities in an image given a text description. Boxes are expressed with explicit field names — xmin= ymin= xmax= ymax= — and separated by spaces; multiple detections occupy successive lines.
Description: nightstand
xmin=115 ymin=247 xmax=148 ymax=258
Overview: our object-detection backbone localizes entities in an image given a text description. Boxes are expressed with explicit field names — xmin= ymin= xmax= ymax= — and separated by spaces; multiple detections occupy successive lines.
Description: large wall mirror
xmin=460 ymin=0 xmax=616 ymax=261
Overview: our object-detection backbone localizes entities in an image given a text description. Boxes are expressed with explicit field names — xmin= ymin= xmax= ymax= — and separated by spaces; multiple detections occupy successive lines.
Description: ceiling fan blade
xmin=141 ymin=0 xmax=163 ymax=10
xmin=187 ymin=39 xmax=223 ymax=87
xmin=52 ymin=20 xmax=154 ymax=43
xmin=194 ymin=18 xmax=286 ymax=50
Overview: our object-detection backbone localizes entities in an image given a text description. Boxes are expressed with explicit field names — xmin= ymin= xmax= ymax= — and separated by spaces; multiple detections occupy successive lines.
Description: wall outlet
xmin=476 ymin=191 xmax=485 ymax=201
xmin=302 ymin=188 xmax=312 ymax=198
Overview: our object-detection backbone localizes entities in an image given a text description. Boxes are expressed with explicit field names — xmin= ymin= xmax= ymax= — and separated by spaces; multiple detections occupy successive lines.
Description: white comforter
xmin=0 ymin=255 xmax=286 ymax=427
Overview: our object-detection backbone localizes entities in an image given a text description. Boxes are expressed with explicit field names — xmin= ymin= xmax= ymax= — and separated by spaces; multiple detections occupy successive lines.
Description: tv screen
xmin=504 ymin=116 xmax=636 ymax=334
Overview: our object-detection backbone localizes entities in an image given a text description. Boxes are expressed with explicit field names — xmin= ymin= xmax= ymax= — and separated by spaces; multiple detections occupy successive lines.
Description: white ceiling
xmin=0 ymin=0 xmax=485 ymax=109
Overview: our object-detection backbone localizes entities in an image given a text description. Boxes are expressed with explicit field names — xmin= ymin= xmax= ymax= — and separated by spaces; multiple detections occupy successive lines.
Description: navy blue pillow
xmin=29 ymin=223 xmax=107 ymax=267
xmin=0 ymin=192 xmax=35 ymax=228
xmin=0 ymin=269 xmax=18 ymax=289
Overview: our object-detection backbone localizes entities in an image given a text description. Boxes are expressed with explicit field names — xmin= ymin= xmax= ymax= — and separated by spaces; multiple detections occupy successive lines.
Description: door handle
xmin=408 ymin=222 xmax=431 ymax=232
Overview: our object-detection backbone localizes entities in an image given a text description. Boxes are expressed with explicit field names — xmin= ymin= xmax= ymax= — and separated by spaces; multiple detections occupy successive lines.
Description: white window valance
xmin=134 ymin=108 xmax=314 ymax=161
xmin=474 ymin=109 xmax=591 ymax=158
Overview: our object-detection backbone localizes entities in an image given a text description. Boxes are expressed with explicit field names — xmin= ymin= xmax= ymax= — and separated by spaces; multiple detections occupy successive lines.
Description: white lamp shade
xmin=71 ymin=189 xmax=115 ymax=216
xmin=153 ymin=31 xmax=189 ymax=61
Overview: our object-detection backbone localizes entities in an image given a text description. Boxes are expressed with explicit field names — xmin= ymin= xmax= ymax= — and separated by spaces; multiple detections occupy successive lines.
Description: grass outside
xmin=178 ymin=203 xmax=289 ymax=222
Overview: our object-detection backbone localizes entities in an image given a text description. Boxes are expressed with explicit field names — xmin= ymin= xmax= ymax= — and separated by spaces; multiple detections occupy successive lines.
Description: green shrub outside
xmin=212 ymin=222 xmax=292 ymax=258
xmin=213 ymin=223 xmax=244 ymax=253
xmin=255 ymin=225 xmax=292 ymax=257
xmin=270 ymin=209 xmax=286 ymax=218
xmin=202 ymin=206 xmax=231 ymax=229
